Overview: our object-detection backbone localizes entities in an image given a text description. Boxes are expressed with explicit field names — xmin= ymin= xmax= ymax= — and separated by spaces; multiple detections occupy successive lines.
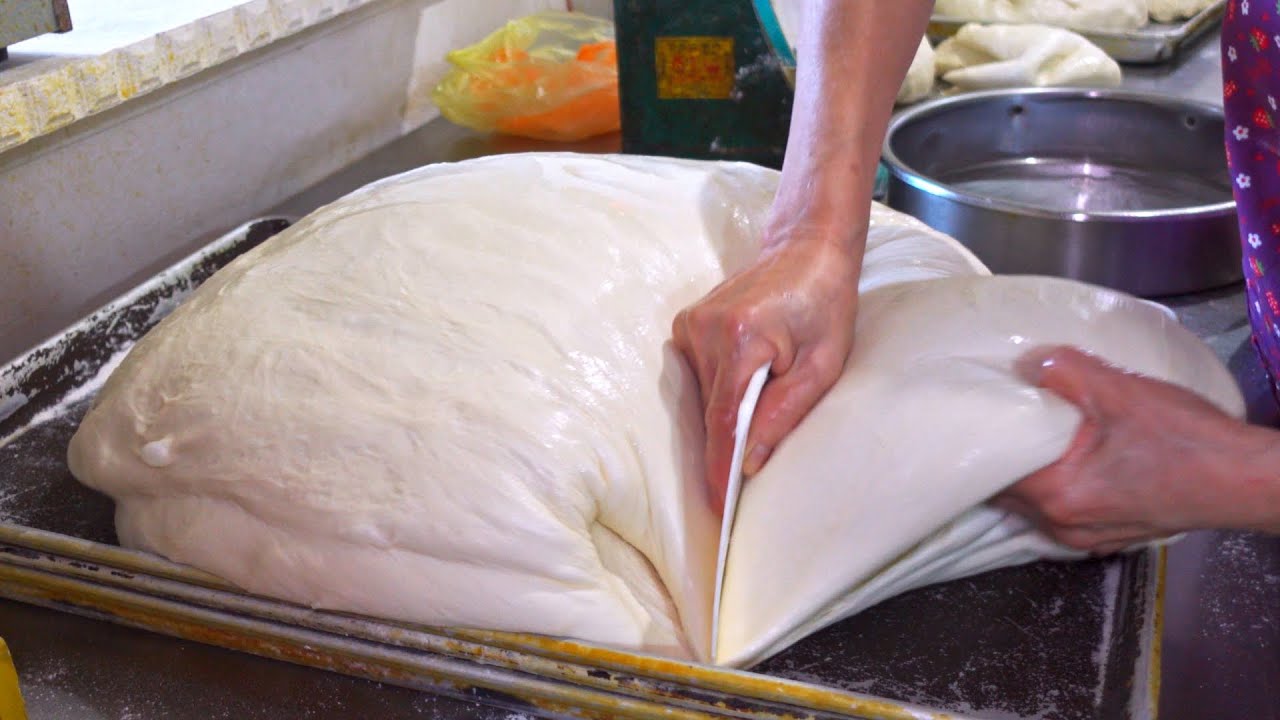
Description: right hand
xmin=993 ymin=346 xmax=1276 ymax=552
xmin=672 ymin=224 xmax=861 ymax=513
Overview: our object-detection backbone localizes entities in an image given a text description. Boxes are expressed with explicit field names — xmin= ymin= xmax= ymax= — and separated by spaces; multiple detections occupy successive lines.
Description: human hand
xmin=994 ymin=345 xmax=1270 ymax=554
xmin=672 ymin=226 xmax=860 ymax=514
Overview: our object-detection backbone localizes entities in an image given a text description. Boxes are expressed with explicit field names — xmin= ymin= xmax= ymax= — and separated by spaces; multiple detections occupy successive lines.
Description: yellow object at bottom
xmin=0 ymin=638 xmax=26 ymax=720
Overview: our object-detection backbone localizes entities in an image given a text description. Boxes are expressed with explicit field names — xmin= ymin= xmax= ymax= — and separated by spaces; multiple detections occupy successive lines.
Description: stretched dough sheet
xmin=710 ymin=363 xmax=770 ymax=658
xmin=715 ymin=274 xmax=1242 ymax=666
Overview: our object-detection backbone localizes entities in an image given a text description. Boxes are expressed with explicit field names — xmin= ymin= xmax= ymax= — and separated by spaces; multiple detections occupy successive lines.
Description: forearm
xmin=1222 ymin=424 xmax=1280 ymax=533
xmin=769 ymin=0 xmax=935 ymax=264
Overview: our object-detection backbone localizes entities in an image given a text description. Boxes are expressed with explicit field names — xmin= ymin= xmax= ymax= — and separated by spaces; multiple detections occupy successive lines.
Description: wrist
xmin=765 ymin=174 xmax=870 ymax=260
xmin=773 ymin=151 xmax=873 ymax=225
xmin=759 ymin=210 xmax=866 ymax=289
xmin=1211 ymin=423 xmax=1280 ymax=532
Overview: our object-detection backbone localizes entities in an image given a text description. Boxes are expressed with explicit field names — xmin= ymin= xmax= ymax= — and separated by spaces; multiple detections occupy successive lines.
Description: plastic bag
xmin=432 ymin=12 xmax=620 ymax=142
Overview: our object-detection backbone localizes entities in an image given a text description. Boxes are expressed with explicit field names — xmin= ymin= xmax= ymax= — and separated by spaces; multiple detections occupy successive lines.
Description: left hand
xmin=993 ymin=345 xmax=1271 ymax=554
xmin=672 ymin=229 xmax=860 ymax=514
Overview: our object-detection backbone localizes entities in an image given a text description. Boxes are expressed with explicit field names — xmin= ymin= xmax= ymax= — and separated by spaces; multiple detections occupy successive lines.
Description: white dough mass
xmin=1148 ymin=0 xmax=1216 ymax=23
xmin=68 ymin=154 xmax=1244 ymax=667
xmin=934 ymin=0 xmax=1149 ymax=31
xmin=897 ymin=37 xmax=938 ymax=105
xmin=935 ymin=23 xmax=1122 ymax=91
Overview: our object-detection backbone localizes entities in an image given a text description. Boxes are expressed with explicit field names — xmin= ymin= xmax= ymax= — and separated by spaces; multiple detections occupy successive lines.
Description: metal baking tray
xmin=928 ymin=0 xmax=1226 ymax=64
xmin=0 ymin=219 xmax=1165 ymax=719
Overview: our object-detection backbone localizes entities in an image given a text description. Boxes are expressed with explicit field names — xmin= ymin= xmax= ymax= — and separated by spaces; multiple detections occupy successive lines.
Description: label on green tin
xmin=655 ymin=36 xmax=736 ymax=99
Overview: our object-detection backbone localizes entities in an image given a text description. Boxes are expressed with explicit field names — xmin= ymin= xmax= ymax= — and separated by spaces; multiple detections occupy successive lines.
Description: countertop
xmin=4 ymin=29 xmax=1278 ymax=720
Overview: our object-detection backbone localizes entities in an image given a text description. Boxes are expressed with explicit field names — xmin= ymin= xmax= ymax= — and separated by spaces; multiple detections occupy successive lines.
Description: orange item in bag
xmin=432 ymin=13 xmax=621 ymax=142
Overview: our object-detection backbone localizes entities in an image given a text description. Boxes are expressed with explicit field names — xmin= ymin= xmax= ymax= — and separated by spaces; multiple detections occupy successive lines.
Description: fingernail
xmin=743 ymin=445 xmax=770 ymax=476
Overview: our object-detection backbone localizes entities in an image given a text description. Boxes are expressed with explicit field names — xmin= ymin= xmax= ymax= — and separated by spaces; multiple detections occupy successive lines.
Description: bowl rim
xmin=881 ymin=87 xmax=1238 ymax=223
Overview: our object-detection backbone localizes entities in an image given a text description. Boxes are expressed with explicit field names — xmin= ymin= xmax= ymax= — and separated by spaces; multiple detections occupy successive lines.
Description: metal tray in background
xmin=0 ymin=219 xmax=1164 ymax=720
xmin=928 ymin=0 xmax=1226 ymax=64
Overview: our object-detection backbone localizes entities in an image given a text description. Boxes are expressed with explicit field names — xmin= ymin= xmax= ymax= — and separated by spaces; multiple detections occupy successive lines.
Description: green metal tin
xmin=612 ymin=0 xmax=891 ymax=194
xmin=613 ymin=0 xmax=794 ymax=168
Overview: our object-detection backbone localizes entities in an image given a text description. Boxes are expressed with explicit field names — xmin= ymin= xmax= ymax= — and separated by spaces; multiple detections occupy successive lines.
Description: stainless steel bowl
xmin=882 ymin=88 xmax=1241 ymax=297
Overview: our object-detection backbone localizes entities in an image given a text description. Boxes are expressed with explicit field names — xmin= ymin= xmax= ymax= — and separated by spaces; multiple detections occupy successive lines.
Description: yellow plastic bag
xmin=431 ymin=12 xmax=620 ymax=142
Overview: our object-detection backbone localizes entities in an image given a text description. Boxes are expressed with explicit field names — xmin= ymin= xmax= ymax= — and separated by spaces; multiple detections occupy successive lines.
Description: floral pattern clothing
xmin=1224 ymin=0 xmax=1280 ymax=398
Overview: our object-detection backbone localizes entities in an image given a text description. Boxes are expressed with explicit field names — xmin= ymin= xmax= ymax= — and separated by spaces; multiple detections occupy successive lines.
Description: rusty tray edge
xmin=0 ymin=522 xmax=983 ymax=720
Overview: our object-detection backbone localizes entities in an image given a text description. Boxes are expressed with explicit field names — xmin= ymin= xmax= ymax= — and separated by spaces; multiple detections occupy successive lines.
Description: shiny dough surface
xmin=68 ymin=154 xmax=1244 ymax=666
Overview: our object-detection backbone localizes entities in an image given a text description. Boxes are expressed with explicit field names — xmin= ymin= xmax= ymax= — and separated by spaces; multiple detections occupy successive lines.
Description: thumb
xmin=703 ymin=345 xmax=777 ymax=514
xmin=1016 ymin=345 xmax=1121 ymax=417
xmin=741 ymin=347 xmax=847 ymax=476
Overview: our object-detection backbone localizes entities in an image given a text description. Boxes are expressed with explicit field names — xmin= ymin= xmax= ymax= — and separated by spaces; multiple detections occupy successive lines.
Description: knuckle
xmin=672 ymin=309 xmax=689 ymax=334
xmin=684 ymin=304 xmax=755 ymax=343
xmin=720 ymin=306 xmax=758 ymax=336
xmin=671 ymin=317 xmax=693 ymax=352
xmin=1014 ymin=471 xmax=1085 ymax=528
xmin=682 ymin=308 xmax=714 ymax=337
xmin=1054 ymin=527 xmax=1101 ymax=552
xmin=806 ymin=347 xmax=847 ymax=382
xmin=704 ymin=398 xmax=738 ymax=428
xmin=1038 ymin=499 xmax=1074 ymax=528
xmin=1038 ymin=488 xmax=1090 ymax=529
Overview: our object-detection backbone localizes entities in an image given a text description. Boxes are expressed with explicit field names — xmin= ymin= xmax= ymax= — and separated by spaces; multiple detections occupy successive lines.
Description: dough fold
xmin=1148 ymin=0 xmax=1216 ymax=23
xmin=68 ymin=154 xmax=1243 ymax=666
xmin=897 ymin=37 xmax=938 ymax=105
xmin=935 ymin=23 xmax=1122 ymax=91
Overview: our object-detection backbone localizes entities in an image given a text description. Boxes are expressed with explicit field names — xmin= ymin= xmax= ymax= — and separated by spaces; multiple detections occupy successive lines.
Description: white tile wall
xmin=0 ymin=0 xmax=592 ymax=362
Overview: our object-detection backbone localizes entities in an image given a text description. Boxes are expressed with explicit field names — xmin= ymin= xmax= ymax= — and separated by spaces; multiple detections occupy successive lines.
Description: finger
xmin=741 ymin=346 xmax=845 ymax=476
xmin=671 ymin=308 xmax=691 ymax=355
xmin=1058 ymin=528 xmax=1155 ymax=556
xmin=1089 ymin=536 xmax=1156 ymax=556
xmin=988 ymin=491 xmax=1047 ymax=526
xmin=1001 ymin=463 xmax=1064 ymax=505
xmin=703 ymin=342 xmax=777 ymax=514
xmin=992 ymin=495 xmax=1151 ymax=554
xmin=671 ymin=309 xmax=715 ymax=406
xmin=1015 ymin=345 xmax=1118 ymax=417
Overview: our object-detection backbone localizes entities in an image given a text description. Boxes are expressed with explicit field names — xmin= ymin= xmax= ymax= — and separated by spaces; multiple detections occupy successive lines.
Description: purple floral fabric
xmin=1224 ymin=0 xmax=1280 ymax=398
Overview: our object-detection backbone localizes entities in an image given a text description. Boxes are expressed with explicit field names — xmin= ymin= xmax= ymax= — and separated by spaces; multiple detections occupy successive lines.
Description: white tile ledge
xmin=0 ymin=0 xmax=383 ymax=155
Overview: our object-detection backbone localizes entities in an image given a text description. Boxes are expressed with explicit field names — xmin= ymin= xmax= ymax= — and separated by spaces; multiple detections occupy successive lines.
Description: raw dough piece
xmin=935 ymin=23 xmax=1122 ymax=90
xmin=1148 ymin=0 xmax=1216 ymax=23
xmin=897 ymin=37 xmax=937 ymax=105
xmin=935 ymin=0 xmax=1149 ymax=31
xmin=68 ymin=154 xmax=1243 ymax=667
